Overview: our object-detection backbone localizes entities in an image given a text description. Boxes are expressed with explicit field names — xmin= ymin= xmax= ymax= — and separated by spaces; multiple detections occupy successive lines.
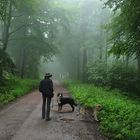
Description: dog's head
xmin=95 ymin=104 xmax=102 ymax=111
xmin=57 ymin=93 xmax=63 ymax=98
xmin=57 ymin=93 xmax=63 ymax=104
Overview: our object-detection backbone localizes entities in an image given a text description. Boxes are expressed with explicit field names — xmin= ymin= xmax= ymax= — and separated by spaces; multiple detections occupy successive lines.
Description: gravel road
xmin=0 ymin=81 xmax=106 ymax=140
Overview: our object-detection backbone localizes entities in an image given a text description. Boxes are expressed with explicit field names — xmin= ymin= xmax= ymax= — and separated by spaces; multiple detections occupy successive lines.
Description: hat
xmin=45 ymin=73 xmax=52 ymax=77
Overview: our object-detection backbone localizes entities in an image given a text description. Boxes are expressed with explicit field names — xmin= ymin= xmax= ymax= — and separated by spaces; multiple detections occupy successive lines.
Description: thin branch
xmin=9 ymin=24 xmax=31 ymax=36
xmin=12 ymin=14 xmax=25 ymax=18
xmin=11 ymin=11 xmax=48 ymax=18
xmin=9 ymin=21 xmax=49 ymax=36
xmin=8 ymin=37 xmax=29 ymax=41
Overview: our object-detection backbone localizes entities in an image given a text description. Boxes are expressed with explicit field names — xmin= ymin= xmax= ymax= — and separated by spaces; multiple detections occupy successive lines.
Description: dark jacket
xmin=39 ymin=78 xmax=53 ymax=95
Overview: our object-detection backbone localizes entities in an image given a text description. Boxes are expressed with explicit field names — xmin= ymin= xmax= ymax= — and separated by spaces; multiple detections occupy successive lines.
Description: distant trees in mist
xmin=51 ymin=0 xmax=140 ymax=94
xmin=0 ymin=0 xmax=139 ymax=94
xmin=0 ymin=0 xmax=68 ymax=79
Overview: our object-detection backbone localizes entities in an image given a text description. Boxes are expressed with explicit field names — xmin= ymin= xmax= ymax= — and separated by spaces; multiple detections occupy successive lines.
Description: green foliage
xmin=7 ymin=0 xmax=70 ymax=79
xmin=50 ymin=0 xmax=110 ymax=81
xmin=65 ymin=81 xmax=140 ymax=140
xmin=105 ymin=0 xmax=140 ymax=63
xmin=0 ymin=48 xmax=16 ymax=84
xmin=0 ymin=0 xmax=71 ymax=79
xmin=87 ymin=61 xmax=140 ymax=95
xmin=0 ymin=0 xmax=9 ymax=21
xmin=0 ymin=76 xmax=38 ymax=106
xmin=0 ymin=49 xmax=15 ymax=70
xmin=108 ymin=62 xmax=139 ymax=91
xmin=87 ymin=61 xmax=108 ymax=85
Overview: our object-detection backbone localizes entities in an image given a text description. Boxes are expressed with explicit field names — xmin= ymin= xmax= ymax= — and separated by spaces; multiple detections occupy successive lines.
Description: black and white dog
xmin=57 ymin=93 xmax=77 ymax=112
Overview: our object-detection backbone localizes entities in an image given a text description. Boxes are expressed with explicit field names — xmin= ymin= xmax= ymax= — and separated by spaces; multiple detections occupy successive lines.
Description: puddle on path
xmin=60 ymin=118 xmax=75 ymax=122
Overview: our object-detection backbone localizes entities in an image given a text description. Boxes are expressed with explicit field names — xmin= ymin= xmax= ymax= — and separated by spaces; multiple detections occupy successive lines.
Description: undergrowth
xmin=64 ymin=81 xmax=140 ymax=140
xmin=0 ymin=76 xmax=38 ymax=106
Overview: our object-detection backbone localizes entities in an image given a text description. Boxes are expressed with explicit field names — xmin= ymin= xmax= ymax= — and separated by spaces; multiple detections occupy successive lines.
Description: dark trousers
xmin=42 ymin=94 xmax=51 ymax=119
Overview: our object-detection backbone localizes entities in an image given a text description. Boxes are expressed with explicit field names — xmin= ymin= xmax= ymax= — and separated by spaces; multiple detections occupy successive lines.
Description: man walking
xmin=39 ymin=73 xmax=54 ymax=121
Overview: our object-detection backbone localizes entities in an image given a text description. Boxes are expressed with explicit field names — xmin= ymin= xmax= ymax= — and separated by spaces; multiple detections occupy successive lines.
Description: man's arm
xmin=39 ymin=81 xmax=42 ymax=92
xmin=50 ymin=80 xmax=54 ymax=92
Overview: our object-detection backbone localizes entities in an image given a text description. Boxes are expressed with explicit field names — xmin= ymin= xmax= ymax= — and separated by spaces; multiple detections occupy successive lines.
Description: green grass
xmin=0 ymin=77 xmax=38 ymax=106
xmin=65 ymin=81 xmax=140 ymax=140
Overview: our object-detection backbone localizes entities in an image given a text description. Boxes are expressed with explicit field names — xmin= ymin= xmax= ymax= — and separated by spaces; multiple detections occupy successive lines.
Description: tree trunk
xmin=126 ymin=55 xmax=129 ymax=68
xmin=2 ymin=0 xmax=12 ymax=51
xmin=82 ymin=48 xmax=87 ymax=81
xmin=3 ymin=24 xmax=9 ymax=51
xmin=77 ymin=54 xmax=80 ymax=80
xmin=137 ymin=55 xmax=140 ymax=78
xmin=99 ymin=47 xmax=102 ymax=61
xmin=20 ymin=49 xmax=26 ymax=78
xmin=0 ymin=67 xmax=2 ymax=80
xmin=75 ymin=45 xmax=81 ymax=81
xmin=105 ymin=45 xmax=108 ymax=66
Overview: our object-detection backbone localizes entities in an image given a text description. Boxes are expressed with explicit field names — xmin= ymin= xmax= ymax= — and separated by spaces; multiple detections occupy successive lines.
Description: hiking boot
xmin=45 ymin=117 xmax=51 ymax=121
xmin=42 ymin=117 xmax=45 ymax=120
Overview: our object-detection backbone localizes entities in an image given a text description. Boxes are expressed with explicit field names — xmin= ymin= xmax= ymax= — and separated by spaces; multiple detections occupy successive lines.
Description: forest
xmin=0 ymin=0 xmax=140 ymax=140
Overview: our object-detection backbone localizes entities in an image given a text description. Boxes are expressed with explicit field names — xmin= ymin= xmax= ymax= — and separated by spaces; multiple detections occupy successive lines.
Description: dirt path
xmin=0 ymin=81 xmax=106 ymax=140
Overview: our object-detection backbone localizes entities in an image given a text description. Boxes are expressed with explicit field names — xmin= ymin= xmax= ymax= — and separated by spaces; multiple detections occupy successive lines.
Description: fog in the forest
xmin=40 ymin=0 xmax=112 ymax=80
xmin=0 ymin=1 xmax=140 ymax=139
xmin=0 ymin=0 xmax=139 ymax=93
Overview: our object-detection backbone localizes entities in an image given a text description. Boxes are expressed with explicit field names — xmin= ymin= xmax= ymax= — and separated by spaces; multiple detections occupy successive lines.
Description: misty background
xmin=0 ymin=1 xmax=140 ymax=139
xmin=0 ymin=0 xmax=140 ymax=94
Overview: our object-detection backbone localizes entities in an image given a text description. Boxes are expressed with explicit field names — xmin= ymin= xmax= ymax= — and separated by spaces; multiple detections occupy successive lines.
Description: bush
xmin=87 ymin=61 xmax=108 ymax=86
xmin=0 ymin=76 xmax=38 ymax=107
xmin=108 ymin=62 xmax=138 ymax=91
xmin=86 ymin=61 xmax=140 ymax=95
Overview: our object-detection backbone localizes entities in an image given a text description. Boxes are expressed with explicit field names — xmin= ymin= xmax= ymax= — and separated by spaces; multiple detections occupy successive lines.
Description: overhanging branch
xmin=9 ymin=21 xmax=48 ymax=36
xmin=9 ymin=24 xmax=32 ymax=36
